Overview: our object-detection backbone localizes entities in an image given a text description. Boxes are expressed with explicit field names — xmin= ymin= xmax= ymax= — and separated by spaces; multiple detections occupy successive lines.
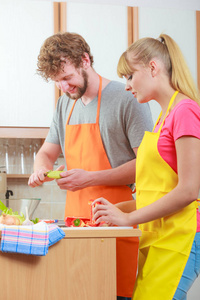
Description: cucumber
xmin=46 ymin=170 xmax=64 ymax=179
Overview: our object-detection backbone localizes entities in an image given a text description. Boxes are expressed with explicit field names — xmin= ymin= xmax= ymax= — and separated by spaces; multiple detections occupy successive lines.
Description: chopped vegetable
xmin=73 ymin=218 xmax=80 ymax=226
xmin=72 ymin=218 xmax=85 ymax=227
xmin=64 ymin=200 xmax=104 ymax=228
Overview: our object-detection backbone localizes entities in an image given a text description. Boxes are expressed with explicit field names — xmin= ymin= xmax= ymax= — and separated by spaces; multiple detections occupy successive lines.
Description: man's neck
xmin=81 ymin=72 xmax=110 ymax=105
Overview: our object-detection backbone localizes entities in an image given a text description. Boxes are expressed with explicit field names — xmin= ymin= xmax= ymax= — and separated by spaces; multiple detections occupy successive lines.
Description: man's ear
xmin=82 ymin=53 xmax=90 ymax=69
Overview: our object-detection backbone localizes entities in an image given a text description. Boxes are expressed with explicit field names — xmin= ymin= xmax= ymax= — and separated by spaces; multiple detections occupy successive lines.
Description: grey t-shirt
xmin=46 ymin=80 xmax=153 ymax=169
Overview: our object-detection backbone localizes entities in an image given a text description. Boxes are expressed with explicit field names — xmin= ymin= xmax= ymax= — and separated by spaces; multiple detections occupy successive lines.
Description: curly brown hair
xmin=37 ymin=32 xmax=94 ymax=81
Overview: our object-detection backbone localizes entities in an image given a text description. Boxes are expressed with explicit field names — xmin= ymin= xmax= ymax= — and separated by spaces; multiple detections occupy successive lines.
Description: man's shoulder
xmin=104 ymin=80 xmax=133 ymax=100
xmin=56 ymin=94 xmax=74 ymax=109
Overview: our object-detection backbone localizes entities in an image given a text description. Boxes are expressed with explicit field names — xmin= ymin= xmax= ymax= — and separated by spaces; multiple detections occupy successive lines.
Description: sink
xmin=6 ymin=198 xmax=41 ymax=219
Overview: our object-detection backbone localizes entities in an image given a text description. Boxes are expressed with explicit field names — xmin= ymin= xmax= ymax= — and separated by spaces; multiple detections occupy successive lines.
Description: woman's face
xmin=125 ymin=58 xmax=156 ymax=103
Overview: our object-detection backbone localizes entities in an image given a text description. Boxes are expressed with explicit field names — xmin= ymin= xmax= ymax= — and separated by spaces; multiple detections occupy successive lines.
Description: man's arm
xmin=56 ymin=147 xmax=137 ymax=191
xmin=28 ymin=142 xmax=63 ymax=187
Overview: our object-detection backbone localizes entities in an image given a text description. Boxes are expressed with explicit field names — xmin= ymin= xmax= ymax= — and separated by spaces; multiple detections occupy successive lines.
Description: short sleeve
xmin=172 ymin=101 xmax=200 ymax=141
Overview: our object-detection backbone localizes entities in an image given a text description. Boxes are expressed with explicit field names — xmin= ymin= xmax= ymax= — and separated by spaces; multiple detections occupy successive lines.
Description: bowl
xmin=6 ymin=198 xmax=41 ymax=219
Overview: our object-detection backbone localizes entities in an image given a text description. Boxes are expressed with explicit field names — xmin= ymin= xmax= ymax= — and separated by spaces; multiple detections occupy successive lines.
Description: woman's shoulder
xmin=173 ymin=98 xmax=200 ymax=115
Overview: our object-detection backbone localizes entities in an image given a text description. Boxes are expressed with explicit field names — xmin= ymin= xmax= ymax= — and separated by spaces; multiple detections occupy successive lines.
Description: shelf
xmin=0 ymin=127 xmax=49 ymax=138
xmin=7 ymin=174 xmax=30 ymax=179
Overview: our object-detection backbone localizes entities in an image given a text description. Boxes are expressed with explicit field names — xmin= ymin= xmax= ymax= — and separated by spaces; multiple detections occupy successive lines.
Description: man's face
xmin=53 ymin=60 xmax=88 ymax=99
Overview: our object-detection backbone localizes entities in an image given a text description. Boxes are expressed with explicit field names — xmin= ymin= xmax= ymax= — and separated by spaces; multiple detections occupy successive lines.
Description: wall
xmin=0 ymin=0 xmax=55 ymax=127
xmin=66 ymin=2 xmax=127 ymax=82
xmin=139 ymin=7 xmax=197 ymax=123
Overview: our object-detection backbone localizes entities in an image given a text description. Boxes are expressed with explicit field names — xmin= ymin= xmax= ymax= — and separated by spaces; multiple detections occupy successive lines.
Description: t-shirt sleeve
xmin=173 ymin=102 xmax=200 ymax=141
xmin=125 ymin=96 xmax=154 ymax=149
xmin=45 ymin=98 xmax=62 ymax=145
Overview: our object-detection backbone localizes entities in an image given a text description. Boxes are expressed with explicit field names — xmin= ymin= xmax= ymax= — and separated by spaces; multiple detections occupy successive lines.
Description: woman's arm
xmin=93 ymin=136 xmax=200 ymax=226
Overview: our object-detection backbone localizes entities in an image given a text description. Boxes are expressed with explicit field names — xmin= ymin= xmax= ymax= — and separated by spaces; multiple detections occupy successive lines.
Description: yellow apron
xmin=133 ymin=91 xmax=197 ymax=300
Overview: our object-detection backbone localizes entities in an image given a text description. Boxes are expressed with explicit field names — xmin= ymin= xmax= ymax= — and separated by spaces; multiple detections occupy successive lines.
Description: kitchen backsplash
xmin=6 ymin=176 xmax=66 ymax=220
xmin=0 ymin=137 xmax=67 ymax=220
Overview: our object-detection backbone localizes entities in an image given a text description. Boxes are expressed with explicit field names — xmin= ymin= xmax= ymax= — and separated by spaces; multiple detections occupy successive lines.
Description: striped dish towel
xmin=48 ymin=223 xmax=65 ymax=247
xmin=0 ymin=222 xmax=65 ymax=256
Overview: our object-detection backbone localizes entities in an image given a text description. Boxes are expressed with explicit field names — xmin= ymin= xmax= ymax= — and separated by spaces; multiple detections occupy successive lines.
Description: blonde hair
xmin=117 ymin=34 xmax=200 ymax=104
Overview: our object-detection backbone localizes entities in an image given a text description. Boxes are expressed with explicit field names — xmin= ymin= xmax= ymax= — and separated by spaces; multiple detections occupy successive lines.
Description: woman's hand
xmin=92 ymin=198 xmax=131 ymax=226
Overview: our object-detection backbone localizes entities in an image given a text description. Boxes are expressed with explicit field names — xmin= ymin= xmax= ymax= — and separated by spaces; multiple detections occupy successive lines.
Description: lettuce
xmin=0 ymin=200 xmax=25 ymax=224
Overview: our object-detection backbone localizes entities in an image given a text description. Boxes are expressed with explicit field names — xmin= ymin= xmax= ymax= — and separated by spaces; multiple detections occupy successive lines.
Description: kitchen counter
xmin=0 ymin=226 xmax=141 ymax=300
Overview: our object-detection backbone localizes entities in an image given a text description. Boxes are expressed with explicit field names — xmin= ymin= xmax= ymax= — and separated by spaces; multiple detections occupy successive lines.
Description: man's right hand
xmin=28 ymin=165 xmax=65 ymax=187
xmin=28 ymin=168 xmax=52 ymax=187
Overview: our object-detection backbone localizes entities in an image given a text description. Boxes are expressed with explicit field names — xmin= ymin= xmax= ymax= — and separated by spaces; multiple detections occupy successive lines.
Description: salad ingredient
xmin=0 ymin=213 xmax=20 ymax=225
xmin=65 ymin=201 xmax=105 ymax=227
xmin=72 ymin=218 xmax=85 ymax=227
xmin=46 ymin=170 xmax=64 ymax=179
xmin=0 ymin=200 xmax=39 ymax=225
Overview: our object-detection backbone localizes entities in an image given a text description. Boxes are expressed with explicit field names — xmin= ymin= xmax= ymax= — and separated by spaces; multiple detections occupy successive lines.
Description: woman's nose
xmin=125 ymin=82 xmax=131 ymax=91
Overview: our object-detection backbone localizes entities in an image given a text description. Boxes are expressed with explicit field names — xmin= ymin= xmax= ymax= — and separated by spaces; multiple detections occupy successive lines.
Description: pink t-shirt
xmin=154 ymin=99 xmax=200 ymax=231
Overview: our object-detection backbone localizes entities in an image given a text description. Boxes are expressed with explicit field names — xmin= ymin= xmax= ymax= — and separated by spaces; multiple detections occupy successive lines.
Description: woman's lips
xmin=132 ymin=92 xmax=137 ymax=98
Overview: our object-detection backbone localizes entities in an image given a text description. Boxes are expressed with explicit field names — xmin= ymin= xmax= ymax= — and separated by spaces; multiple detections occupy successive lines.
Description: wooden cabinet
xmin=0 ymin=127 xmax=49 ymax=139
xmin=0 ymin=227 xmax=141 ymax=300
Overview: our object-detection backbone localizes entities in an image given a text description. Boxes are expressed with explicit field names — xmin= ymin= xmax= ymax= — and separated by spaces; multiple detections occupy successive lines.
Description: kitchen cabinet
xmin=0 ymin=226 xmax=141 ymax=300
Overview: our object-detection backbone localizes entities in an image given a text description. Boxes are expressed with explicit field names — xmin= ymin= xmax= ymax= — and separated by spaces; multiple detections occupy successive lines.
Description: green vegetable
xmin=0 ymin=200 xmax=25 ymax=224
xmin=0 ymin=200 xmax=39 ymax=225
xmin=73 ymin=218 xmax=81 ymax=227
xmin=31 ymin=217 xmax=39 ymax=224
xmin=46 ymin=170 xmax=64 ymax=179
xmin=0 ymin=200 xmax=7 ymax=212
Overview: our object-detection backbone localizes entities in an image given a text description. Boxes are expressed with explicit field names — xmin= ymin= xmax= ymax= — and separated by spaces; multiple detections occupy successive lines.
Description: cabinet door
xmin=0 ymin=0 xmax=54 ymax=127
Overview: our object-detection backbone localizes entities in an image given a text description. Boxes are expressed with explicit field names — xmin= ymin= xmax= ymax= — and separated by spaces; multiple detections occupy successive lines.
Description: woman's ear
xmin=149 ymin=60 xmax=157 ymax=77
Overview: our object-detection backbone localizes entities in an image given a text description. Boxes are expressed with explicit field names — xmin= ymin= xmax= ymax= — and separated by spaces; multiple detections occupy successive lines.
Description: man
xmin=28 ymin=32 xmax=153 ymax=300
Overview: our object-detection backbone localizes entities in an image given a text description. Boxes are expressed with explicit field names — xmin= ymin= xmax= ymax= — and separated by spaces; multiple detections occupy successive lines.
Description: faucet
xmin=5 ymin=190 xmax=13 ymax=207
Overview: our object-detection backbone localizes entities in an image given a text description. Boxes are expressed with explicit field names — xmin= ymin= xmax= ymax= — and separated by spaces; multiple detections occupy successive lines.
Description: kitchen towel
xmin=48 ymin=223 xmax=66 ymax=247
xmin=0 ymin=222 xmax=65 ymax=256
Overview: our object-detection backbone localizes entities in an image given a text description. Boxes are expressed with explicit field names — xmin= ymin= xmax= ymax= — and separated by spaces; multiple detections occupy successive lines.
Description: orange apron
xmin=133 ymin=91 xmax=197 ymax=299
xmin=64 ymin=75 xmax=138 ymax=297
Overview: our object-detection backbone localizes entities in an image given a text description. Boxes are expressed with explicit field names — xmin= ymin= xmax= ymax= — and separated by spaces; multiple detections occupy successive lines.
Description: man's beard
xmin=65 ymin=70 xmax=88 ymax=99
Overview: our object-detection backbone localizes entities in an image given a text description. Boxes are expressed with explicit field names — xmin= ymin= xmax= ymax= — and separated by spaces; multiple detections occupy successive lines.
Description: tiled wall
xmin=7 ymin=172 xmax=66 ymax=220
xmin=0 ymin=138 xmax=66 ymax=220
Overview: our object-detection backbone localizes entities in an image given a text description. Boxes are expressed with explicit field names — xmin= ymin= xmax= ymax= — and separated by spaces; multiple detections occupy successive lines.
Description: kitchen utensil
xmin=22 ymin=206 xmax=34 ymax=225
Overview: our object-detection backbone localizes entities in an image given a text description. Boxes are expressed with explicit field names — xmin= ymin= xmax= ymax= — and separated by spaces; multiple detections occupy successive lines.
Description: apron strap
xmin=66 ymin=100 xmax=77 ymax=125
xmin=96 ymin=75 xmax=102 ymax=124
xmin=153 ymin=91 xmax=179 ymax=133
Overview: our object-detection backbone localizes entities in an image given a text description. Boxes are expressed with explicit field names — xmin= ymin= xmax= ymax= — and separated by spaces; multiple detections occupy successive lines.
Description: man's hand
xmin=28 ymin=165 xmax=65 ymax=187
xmin=56 ymin=169 xmax=93 ymax=191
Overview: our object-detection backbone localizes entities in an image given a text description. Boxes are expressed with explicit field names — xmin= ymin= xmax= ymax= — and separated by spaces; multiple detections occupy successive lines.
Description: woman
xmin=93 ymin=34 xmax=200 ymax=300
